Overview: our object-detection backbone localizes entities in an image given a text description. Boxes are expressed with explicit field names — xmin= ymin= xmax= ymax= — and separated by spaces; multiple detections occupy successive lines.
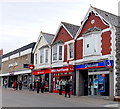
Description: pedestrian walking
xmin=34 ymin=80 xmax=36 ymax=91
xmin=4 ymin=79 xmax=7 ymax=88
xmin=16 ymin=81 xmax=18 ymax=90
xmin=64 ymin=80 xmax=71 ymax=98
xmin=19 ymin=80 xmax=22 ymax=90
xmin=13 ymin=80 xmax=17 ymax=90
xmin=41 ymin=80 xmax=45 ymax=93
xmin=59 ymin=79 xmax=63 ymax=95
xmin=36 ymin=80 xmax=40 ymax=94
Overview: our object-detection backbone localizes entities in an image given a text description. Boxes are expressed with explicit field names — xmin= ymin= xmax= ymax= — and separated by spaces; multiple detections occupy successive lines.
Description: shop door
xmin=80 ymin=70 xmax=88 ymax=96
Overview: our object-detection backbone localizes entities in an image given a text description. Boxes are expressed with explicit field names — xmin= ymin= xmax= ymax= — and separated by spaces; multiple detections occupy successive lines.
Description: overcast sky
xmin=0 ymin=0 xmax=119 ymax=54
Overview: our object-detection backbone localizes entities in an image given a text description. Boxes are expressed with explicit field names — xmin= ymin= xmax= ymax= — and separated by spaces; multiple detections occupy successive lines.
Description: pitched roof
xmin=33 ymin=32 xmax=55 ymax=53
xmin=2 ymin=42 xmax=36 ymax=58
xmin=61 ymin=22 xmax=80 ymax=37
xmin=93 ymin=7 xmax=119 ymax=27
xmin=41 ymin=32 xmax=54 ymax=44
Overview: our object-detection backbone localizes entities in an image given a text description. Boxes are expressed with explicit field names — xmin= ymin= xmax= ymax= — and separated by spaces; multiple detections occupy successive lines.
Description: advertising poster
xmin=98 ymin=75 xmax=105 ymax=92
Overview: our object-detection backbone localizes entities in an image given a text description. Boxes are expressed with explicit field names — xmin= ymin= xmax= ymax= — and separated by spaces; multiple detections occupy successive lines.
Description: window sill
xmin=83 ymin=54 xmax=101 ymax=58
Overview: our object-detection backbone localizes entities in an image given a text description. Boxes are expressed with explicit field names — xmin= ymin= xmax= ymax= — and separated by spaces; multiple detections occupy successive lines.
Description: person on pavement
xmin=41 ymin=80 xmax=45 ymax=93
xmin=36 ymin=80 xmax=40 ymax=94
xmin=64 ymin=80 xmax=71 ymax=98
xmin=19 ymin=80 xmax=22 ymax=90
xmin=59 ymin=79 xmax=63 ymax=95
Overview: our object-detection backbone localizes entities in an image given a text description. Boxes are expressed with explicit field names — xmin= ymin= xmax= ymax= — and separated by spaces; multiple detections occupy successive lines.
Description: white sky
xmin=0 ymin=0 xmax=119 ymax=54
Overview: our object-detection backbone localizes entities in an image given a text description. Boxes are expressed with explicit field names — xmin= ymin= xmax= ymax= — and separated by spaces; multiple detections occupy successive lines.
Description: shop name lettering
xmin=85 ymin=63 xmax=99 ymax=68
xmin=51 ymin=68 xmax=69 ymax=72
xmin=8 ymin=62 xmax=18 ymax=68
xmin=37 ymin=72 xmax=44 ymax=74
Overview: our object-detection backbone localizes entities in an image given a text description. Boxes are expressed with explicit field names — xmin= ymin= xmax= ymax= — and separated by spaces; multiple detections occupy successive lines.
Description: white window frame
xmin=39 ymin=48 xmax=44 ymax=64
xmin=83 ymin=32 xmax=101 ymax=57
xmin=44 ymin=48 xmax=49 ymax=63
xmin=67 ymin=43 xmax=74 ymax=60
xmin=52 ymin=44 xmax=64 ymax=62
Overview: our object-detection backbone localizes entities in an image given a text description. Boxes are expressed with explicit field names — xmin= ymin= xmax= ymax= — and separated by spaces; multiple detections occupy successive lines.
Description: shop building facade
xmin=1 ymin=42 xmax=35 ymax=88
xmin=51 ymin=22 xmax=79 ymax=95
xmin=75 ymin=6 xmax=117 ymax=100
xmin=32 ymin=32 xmax=54 ymax=92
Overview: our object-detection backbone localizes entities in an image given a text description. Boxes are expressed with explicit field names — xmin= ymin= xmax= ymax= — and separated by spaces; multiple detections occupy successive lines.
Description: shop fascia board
xmin=0 ymin=69 xmax=31 ymax=77
xmin=75 ymin=54 xmax=112 ymax=65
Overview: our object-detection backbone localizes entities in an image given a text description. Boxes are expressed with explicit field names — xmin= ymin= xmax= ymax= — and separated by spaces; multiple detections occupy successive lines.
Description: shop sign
xmin=23 ymin=64 xmax=29 ymax=68
xmin=76 ymin=60 xmax=113 ymax=70
xmin=51 ymin=66 xmax=74 ymax=73
xmin=8 ymin=62 xmax=18 ymax=68
xmin=28 ymin=65 xmax=34 ymax=69
xmin=9 ymin=72 xmax=14 ymax=76
xmin=32 ymin=69 xmax=51 ymax=75
xmin=98 ymin=75 xmax=105 ymax=92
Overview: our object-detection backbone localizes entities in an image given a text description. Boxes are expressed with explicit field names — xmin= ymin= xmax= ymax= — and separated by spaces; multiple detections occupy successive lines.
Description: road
xmin=1 ymin=87 xmax=119 ymax=108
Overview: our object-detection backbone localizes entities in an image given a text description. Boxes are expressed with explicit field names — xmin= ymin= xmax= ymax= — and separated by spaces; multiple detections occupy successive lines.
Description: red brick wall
xmin=76 ymin=39 xmax=83 ymax=60
xmin=64 ymin=45 xmax=67 ymax=62
xmin=54 ymin=26 xmax=73 ymax=43
xmin=101 ymin=31 xmax=112 ymax=55
xmin=76 ymin=12 xmax=111 ymax=60
xmin=78 ymin=12 xmax=109 ymax=38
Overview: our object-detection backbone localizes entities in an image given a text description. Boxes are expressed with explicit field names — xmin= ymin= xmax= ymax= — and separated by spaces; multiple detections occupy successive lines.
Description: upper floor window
xmin=39 ymin=48 xmax=49 ymax=64
xmin=58 ymin=46 xmax=63 ymax=60
xmin=83 ymin=32 xmax=101 ymax=57
xmin=40 ymin=49 xmax=44 ymax=63
xmin=45 ymin=49 xmax=48 ymax=63
xmin=53 ymin=45 xmax=57 ymax=61
xmin=68 ymin=43 xmax=74 ymax=59
xmin=52 ymin=44 xmax=64 ymax=62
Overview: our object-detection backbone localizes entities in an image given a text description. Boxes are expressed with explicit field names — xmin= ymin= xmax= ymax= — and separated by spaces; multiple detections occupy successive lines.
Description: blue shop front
xmin=76 ymin=60 xmax=114 ymax=97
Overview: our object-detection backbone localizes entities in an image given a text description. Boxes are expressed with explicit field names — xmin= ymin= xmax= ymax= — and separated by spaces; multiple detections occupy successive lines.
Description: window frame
xmin=83 ymin=31 xmax=101 ymax=57
xmin=52 ymin=44 xmax=64 ymax=62
xmin=39 ymin=48 xmax=44 ymax=64
xmin=45 ymin=48 xmax=49 ymax=63
xmin=67 ymin=42 xmax=74 ymax=60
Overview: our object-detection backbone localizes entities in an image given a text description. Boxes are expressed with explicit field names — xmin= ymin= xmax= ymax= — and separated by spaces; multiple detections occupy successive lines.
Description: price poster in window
xmin=94 ymin=79 xmax=98 ymax=88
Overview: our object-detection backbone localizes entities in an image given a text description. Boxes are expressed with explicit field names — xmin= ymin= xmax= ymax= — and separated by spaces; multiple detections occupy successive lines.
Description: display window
xmin=88 ymin=74 xmax=109 ymax=96
xmin=52 ymin=72 xmax=72 ymax=94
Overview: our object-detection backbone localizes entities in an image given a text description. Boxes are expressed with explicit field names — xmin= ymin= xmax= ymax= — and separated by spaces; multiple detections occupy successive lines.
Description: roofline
xmin=75 ymin=6 xmax=113 ymax=40
xmin=51 ymin=22 xmax=75 ymax=45
xmin=33 ymin=31 xmax=54 ymax=53
xmin=3 ymin=42 xmax=36 ymax=58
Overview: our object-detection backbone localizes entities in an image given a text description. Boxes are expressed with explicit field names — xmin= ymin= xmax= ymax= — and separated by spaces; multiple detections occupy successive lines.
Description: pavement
xmin=1 ymin=87 xmax=120 ymax=108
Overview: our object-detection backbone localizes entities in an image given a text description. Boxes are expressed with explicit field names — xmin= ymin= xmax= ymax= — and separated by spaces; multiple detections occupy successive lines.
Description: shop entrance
xmin=52 ymin=73 xmax=72 ymax=94
xmin=79 ymin=70 xmax=88 ymax=96
xmin=8 ymin=75 xmax=18 ymax=88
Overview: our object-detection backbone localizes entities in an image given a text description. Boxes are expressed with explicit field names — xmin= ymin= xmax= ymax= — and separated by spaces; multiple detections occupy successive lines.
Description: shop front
xmin=51 ymin=65 xmax=74 ymax=94
xmin=76 ymin=60 xmax=114 ymax=98
xmin=32 ymin=69 xmax=51 ymax=92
